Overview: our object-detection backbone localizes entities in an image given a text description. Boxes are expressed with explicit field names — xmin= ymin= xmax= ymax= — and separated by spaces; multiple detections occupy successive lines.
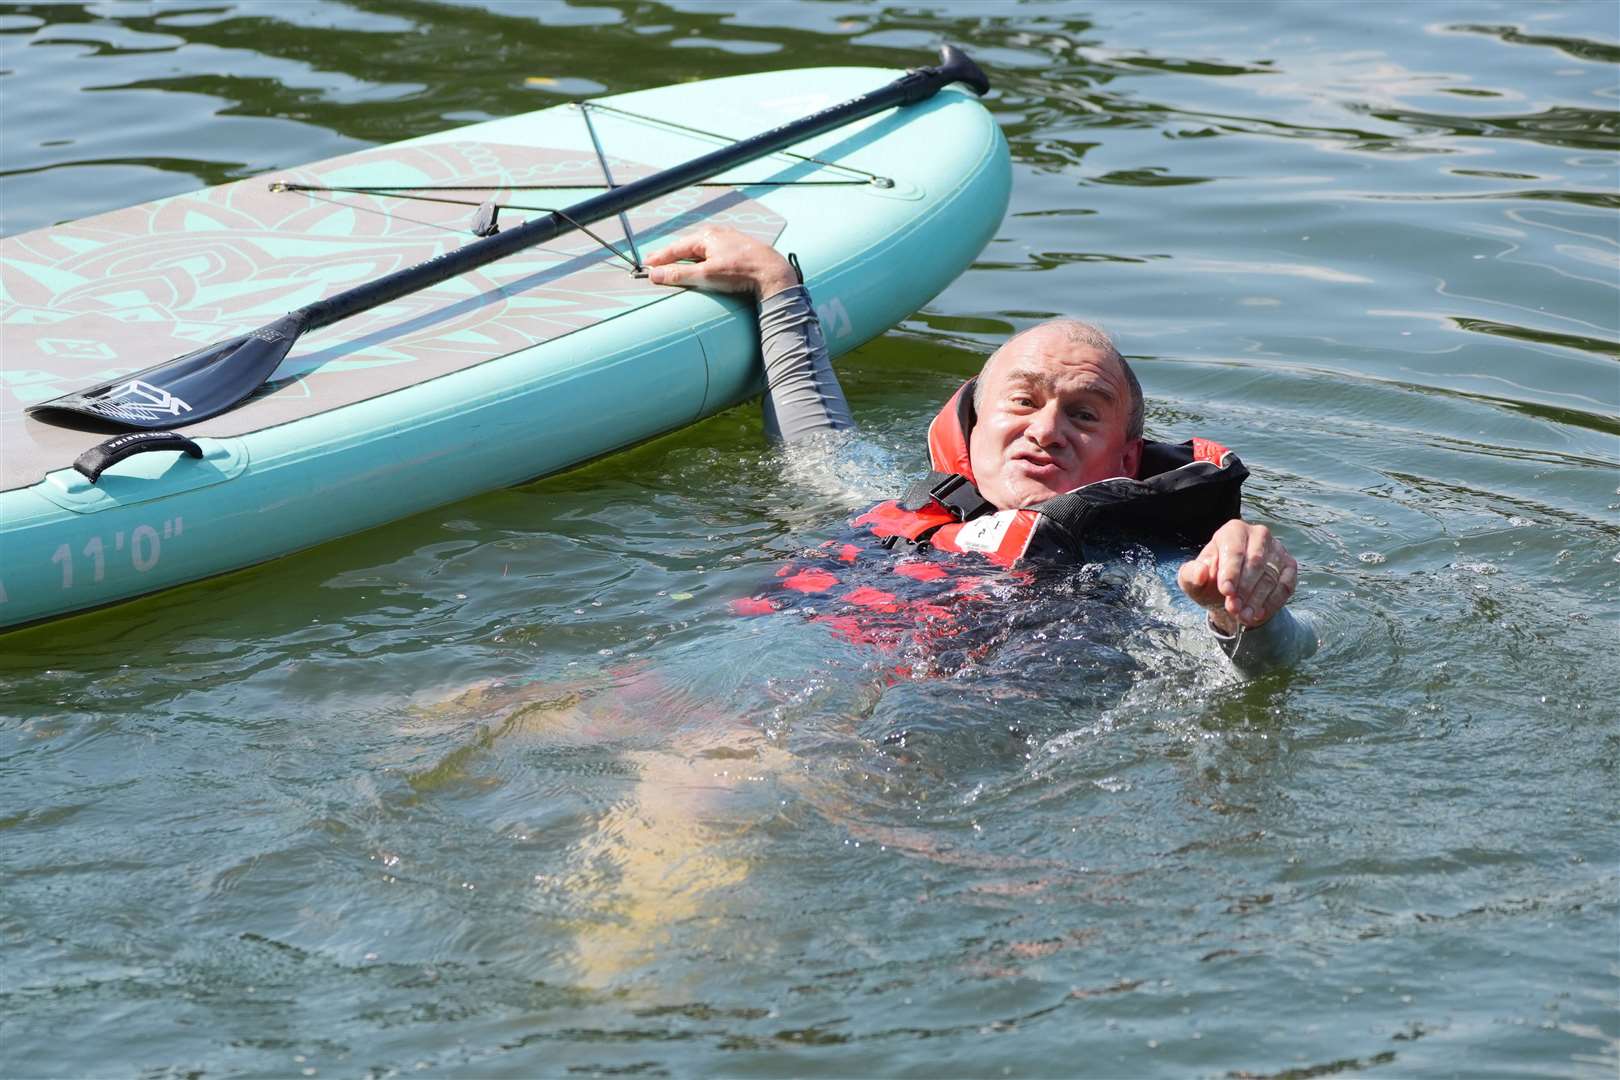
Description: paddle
xmin=29 ymin=46 xmax=990 ymax=432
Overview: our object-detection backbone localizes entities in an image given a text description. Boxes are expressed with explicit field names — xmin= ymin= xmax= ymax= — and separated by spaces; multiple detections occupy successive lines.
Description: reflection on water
xmin=2 ymin=1 xmax=1617 ymax=1077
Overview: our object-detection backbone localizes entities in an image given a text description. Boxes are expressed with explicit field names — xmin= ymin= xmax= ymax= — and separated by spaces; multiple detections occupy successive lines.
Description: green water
xmin=2 ymin=2 xmax=1616 ymax=1077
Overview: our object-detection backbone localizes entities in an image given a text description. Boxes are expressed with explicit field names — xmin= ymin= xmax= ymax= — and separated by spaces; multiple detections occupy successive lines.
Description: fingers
xmin=1181 ymin=541 xmax=1241 ymax=634
xmin=643 ymin=233 xmax=708 ymax=268
xmin=1234 ymin=528 xmax=1297 ymax=627
xmin=1200 ymin=521 xmax=1300 ymax=628
xmin=641 ymin=241 xmax=693 ymax=268
xmin=1212 ymin=522 xmax=1249 ymax=607
xmin=1233 ymin=523 xmax=1274 ymax=611
xmin=646 ymin=224 xmax=753 ymax=269
xmin=1241 ymin=553 xmax=1292 ymax=626
xmin=1261 ymin=557 xmax=1299 ymax=623
xmin=1276 ymin=554 xmax=1298 ymax=611
xmin=645 ymin=261 xmax=698 ymax=287
xmin=1177 ymin=540 xmax=1219 ymax=607
xmin=643 ymin=226 xmax=792 ymax=296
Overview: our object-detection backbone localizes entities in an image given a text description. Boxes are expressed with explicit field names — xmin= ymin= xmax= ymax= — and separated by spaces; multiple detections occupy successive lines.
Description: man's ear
xmin=1123 ymin=437 xmax=1143 ymax=479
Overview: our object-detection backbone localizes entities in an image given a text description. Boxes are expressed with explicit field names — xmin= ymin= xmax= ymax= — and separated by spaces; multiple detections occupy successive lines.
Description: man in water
xmin=644 ymin=227 xmax=1315 ymax=670
xmin=424 ymin=230 xmax=1313 ymax=980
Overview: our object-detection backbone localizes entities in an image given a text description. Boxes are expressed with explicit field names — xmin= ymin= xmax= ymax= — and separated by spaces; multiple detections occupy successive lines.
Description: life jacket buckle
xmin=900 ymin=470 xmax=988 ymax=516
xmin=917 ymin=471 xmax=998 ymax=522
xmin=929 ymin=472 xmax=971 ymax=504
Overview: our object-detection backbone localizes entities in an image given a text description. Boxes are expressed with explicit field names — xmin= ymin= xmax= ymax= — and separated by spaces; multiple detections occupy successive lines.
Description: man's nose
xmin=1025 ymin=401 xmax=1064 ymax=447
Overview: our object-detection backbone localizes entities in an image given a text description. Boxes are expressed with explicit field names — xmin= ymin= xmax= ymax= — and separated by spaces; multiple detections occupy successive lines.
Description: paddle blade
xmin=27 ymin=313 xmax=304 ymax=430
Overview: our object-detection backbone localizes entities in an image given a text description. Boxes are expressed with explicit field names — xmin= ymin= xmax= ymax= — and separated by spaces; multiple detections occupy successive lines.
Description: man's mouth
xmin=1004 ymin=459 xmax=1069 ymax=488
xmin=1012 ymin=450 xmax=1058 ymax=469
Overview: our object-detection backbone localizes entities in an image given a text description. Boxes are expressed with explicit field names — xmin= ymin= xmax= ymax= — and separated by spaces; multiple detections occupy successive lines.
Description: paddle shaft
xmin=301 ymin=49 xmax=988 ymax=331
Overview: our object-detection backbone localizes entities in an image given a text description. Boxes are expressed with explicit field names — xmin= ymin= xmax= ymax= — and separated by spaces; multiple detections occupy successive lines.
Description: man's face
xmin=967 ymin=329 xmax=1143 ymax=510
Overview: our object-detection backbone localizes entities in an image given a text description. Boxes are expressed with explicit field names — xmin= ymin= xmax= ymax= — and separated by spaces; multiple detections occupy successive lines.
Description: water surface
xmin=2 ymin=2 xmax=1616 ymax=1077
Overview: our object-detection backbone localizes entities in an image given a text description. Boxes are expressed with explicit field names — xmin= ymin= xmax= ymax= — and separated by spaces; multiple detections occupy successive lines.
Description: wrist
xmin=755 ymin=270 xmax=800 ymax=302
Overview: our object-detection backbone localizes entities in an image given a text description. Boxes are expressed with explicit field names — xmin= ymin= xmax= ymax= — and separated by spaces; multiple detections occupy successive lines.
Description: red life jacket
xmin=732 ymin=378 xmax=1250 ymax=672
xmin=852 ymin=378 xmax=1248 ymax=566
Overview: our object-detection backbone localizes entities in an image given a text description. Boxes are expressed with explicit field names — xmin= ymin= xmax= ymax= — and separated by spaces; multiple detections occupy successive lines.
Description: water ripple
xmin=2 ymin=2 xmax=1616 ymax=1077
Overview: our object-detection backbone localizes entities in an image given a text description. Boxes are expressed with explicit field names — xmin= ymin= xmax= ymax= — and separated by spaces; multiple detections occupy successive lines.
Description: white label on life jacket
xmin=953 ymin=510 xmax=1017 ymax=554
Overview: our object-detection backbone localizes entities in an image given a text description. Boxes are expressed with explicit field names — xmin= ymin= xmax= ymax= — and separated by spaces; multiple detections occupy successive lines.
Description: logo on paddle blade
xmin=90 ymin=380 xmax=194 ymax=423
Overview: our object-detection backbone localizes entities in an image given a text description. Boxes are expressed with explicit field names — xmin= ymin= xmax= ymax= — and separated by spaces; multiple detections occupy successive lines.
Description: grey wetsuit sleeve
xmin=758 ymin=284 xmax=855 ymax=444
xmin=1208 ymin=607 xmax=1318 ymax=674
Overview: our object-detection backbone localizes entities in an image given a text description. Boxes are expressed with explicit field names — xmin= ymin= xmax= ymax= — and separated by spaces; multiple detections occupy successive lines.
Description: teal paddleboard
xmin=0 ymin=63 xmax=1009 ymax=630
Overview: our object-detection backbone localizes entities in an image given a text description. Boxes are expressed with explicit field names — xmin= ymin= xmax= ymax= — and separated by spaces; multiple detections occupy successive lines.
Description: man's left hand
xmin=1178 ymin=519 xmax=1298 ymax=633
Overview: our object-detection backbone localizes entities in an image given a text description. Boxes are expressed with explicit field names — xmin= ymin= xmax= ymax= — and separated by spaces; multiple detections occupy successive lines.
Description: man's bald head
xmin=974 ymin=320 xmax=1143 ymax=442
xmin=966 ymin=319 xmax=1146 ymax=508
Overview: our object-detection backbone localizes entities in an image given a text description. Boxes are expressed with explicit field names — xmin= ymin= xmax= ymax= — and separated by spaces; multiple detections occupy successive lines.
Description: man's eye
xmin=1068 ymin=409 xmax=1097 ymax=422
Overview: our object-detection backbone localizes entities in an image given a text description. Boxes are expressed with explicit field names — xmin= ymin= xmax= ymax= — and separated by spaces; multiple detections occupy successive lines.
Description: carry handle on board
xmin=72 ymin=430 xmax=204 ymax=484
xmin=28 ymin=46 xmax=991 ymax=433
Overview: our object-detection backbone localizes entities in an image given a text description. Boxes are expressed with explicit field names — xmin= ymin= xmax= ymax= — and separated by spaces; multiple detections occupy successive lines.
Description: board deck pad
xmin=1 ymin=140 xmax=783 ymax=492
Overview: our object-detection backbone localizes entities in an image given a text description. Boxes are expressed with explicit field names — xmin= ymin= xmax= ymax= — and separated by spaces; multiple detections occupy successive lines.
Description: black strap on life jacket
xmin=897 ymin=470 xmax=996 ymax=521
xmin=1028 ymin=449 xmax=1247 ymax=559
